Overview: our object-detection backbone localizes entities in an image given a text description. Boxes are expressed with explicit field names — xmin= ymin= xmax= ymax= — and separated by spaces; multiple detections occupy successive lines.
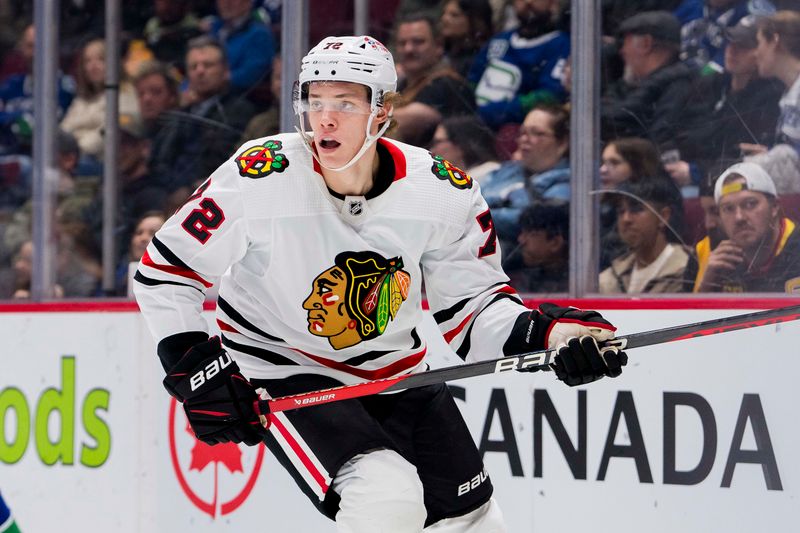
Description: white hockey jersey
xmin=134 ymin=134 xmax=530 ymax=384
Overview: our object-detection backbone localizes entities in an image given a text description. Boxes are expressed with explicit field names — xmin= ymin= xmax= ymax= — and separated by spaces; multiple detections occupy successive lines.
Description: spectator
xmin=133 ymin=60 xmax=180 ymax=136
xmin=505 ymin=199 xmax=569 ymax=293
xmin=143 ymin=0 xmax=203 ymax=74
xmin=151 ymin=36 xmax=255 ymax=194
xmin=240 ymin=55 xmax=281 ymax=142
xmin=669 ymin=15 xmax=783 ymax=189
xmin=116 ymin=210 xmax=166 ymax=296
xmin=743 ymin=10 xmax=800 ymax=194
xmin=598 ymin=137 xmax=664 ymax=269
xmin=469 ymin=0 xmax=569 ymax=129
xmin=685 ymin=172 xmax=727 ymax=290
xmin=84 ymin=115 xmax=168 ymax=263
xmin=392 ymin=15 xmax=476 ymax=147
xmin=439 ymin=0 xmax=494 ymax=78
xmin=429 ymin=115 xmax=500 ymax=182
xmin=599 ymin=136 xmax=663 ymax=189
xmin=680 ymin=0 xmax=774 ymax=72
xmin=601 ymin=11 xmax=696 ymax=148
xmin=481 ymin=103 xmax=570 ymax=245
xmin=206 ymin=0 xmax=275 ymax=97
xmin=60 ymin=38 xmax=140 ymax=160
xmin=0 ymin=25 xmax=75 ymax=155
xmin=600 ymin=178 xmax=693 ymax=293
xmin=696 ymin=161 xmax=800 ymax=292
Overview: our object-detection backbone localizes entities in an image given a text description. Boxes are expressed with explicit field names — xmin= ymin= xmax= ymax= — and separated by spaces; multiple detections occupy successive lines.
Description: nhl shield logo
xmin=348 ymin=200 xmax=363 ymax=216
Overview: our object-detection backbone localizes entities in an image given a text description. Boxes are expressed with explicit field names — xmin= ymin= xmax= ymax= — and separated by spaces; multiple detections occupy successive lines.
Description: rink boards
xmin=1 ymin=301 xmax=799 ymax=533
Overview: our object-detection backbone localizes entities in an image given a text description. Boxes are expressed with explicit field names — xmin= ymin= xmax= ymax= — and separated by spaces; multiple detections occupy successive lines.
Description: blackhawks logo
xmin=431 ymin=154 xmax=472 ymax=190
xmin=302 ymin=251 xmax=411 ymax=350
xmin=236 ymin=140 xmax=289 ymax=178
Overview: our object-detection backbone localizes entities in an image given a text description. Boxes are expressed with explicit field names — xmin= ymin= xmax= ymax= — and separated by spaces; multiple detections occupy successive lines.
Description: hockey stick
xmin=256 ymin=304 xmax=800 ymax=419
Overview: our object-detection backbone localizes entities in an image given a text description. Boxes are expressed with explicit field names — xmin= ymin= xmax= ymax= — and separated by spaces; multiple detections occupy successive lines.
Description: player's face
xmin=599 ymin=144 xmax=632 ymax=189
xmin=517 ymin=109 xmax=567 ymax=173
xmin=306 ymin=81 xmax=375 ymax=168
xmin=718 ymin=188 xmax=778 ymax=252
xmin=302 ymin=266 xmax=352 ymax=337
xmin=136 ymin=74 xmax=177 ymax=122
xmin=616 ymin=199 xmax=665 ymax=252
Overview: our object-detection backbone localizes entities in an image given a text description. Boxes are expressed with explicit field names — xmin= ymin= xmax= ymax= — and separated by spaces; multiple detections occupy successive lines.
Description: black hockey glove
xmin=163 ymin=336 xmax=268 ymax=446
xmin=503 ymin=303 xmax=627 ymax=386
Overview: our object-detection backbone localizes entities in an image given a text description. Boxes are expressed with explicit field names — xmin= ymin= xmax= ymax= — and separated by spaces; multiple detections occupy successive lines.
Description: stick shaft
xmin=257 ymin=304 xmax=800 ymax=416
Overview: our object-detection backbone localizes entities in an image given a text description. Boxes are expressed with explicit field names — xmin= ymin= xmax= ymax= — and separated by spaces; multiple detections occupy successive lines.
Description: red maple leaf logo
xmin=184 ymin=422 xmax=245 ymax=517
xmin=186 ymin=422 xmax=244 ymax=474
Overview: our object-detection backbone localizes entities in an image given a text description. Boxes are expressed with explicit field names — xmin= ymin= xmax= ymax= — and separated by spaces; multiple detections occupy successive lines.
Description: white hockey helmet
xmin=296 ymin=35 xmax=397 ymax=113
xmin=294 ymin=35 xmax=397 ymax=172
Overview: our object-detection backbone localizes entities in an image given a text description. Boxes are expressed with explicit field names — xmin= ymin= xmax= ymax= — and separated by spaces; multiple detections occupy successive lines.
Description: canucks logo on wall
xmin=303 ymin=251 xmax=411 ymax=350
xmin=235 ymin=140 xmax=289 ymax=178
xmin=431 ymin=155 xmax=472 ymax=189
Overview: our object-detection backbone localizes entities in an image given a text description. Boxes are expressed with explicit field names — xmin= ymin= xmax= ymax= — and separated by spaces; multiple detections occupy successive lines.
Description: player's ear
xmin=376 ymin=103 xmax=392 ymax=124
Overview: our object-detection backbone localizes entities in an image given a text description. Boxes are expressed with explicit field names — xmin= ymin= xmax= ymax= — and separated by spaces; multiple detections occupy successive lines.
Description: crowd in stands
xmin=1 ymin=0 xmax=799 ymax=299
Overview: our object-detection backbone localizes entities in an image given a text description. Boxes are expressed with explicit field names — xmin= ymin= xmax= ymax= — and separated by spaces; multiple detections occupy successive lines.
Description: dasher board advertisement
xmin=1 ymin=305 xmax=798 ymax=532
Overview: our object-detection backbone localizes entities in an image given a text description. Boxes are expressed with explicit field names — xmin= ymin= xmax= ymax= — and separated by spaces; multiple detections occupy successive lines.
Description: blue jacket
xmin=0 ymin=73 xmax=74 ymax=154
xmin=469 ymin=29 xmax=570 ymax=129
xmin=210 ymin=12 xmax=275 ymax=94
xmin=481 ymin=159 xmax=570 ymax=241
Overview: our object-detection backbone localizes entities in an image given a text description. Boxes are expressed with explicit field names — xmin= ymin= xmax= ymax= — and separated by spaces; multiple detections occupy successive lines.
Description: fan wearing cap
xmin=696 ymin=162 xmax=800 ymax=292
xmin=680 ymin=0 xmax=771 ymax=73
xmin=666 ymin=14 xmax=782 ymax=189
xmin=602 ymin=11 xmax=696 ymax=147
xmin=133 ymin=35 xmax=629 ymax=532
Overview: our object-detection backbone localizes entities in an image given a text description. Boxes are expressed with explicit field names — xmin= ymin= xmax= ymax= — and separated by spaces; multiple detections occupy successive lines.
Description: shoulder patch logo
xmin=431 ymin=154 xmax=472 ymax=190
xmin=235 ymin=140 xmax=289 ymax=178
xmin=302 ymin=251 xmax=411 ymax=350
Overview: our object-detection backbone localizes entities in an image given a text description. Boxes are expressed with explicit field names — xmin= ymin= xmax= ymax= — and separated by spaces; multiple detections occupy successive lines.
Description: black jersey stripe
xmin=340 ymin=328 xmax=422 ymax=366
xmin=221 ymin=334 xmax=299 ymax=366
xmin=455 ymin=292 xmax=520 ymax=360
xmin=133 ymin=271 xmax=202 ymax=292
xmin=432 ymin=281 xmax=508 ymax=324
xmin=151 ymin=235 xmax=193 ymax=269
xmin=217 ymin=297 xmax=286 ymax=342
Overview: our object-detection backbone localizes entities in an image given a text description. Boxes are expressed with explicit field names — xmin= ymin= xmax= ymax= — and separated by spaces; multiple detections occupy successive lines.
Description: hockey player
xmin=134 ymin=35 xmax=627 ymax=532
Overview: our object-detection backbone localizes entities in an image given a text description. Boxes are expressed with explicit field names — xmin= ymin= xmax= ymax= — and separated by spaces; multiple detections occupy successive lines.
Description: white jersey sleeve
xmin=133 ymin=155 xmax=250 ymax=354
xmin=421 ymin=182 xmax=530 ymax=363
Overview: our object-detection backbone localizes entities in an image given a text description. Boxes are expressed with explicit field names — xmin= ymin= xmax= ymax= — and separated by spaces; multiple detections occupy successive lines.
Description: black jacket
xmin=676 ymin=73 xmax=783 ymax=172
xmin=602 ymin=60 xmax=697 ymax=148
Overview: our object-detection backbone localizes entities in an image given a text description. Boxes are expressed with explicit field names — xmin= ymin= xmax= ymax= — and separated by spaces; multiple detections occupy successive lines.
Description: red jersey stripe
xmin=142 ymin=250 xmax=213 ymax=288
xmin=292 ymin=346 xmax=427 ymax=380
xmin=443 ymin=311 xmax=475 ymax=343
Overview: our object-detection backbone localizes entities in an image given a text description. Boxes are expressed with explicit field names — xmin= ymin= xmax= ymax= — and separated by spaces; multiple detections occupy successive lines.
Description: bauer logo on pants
xmin=168 ymin=398 xmax=265 ymax=518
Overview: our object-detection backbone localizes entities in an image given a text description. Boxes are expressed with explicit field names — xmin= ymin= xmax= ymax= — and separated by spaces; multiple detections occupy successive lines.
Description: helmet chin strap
xmin=297 ymin=111 xmax=392 ymax=173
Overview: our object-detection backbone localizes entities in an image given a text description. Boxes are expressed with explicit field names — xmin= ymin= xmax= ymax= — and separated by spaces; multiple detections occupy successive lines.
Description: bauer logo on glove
xmin=503 ymin=302 xmax=628 ymax=386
